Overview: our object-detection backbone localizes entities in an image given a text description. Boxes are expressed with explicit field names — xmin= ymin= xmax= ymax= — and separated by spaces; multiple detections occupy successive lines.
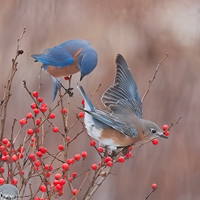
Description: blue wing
xmin=31 ymin=47 xmax=74 ymax=67
xmin=101 ymin=54 xmax=142 ymax=118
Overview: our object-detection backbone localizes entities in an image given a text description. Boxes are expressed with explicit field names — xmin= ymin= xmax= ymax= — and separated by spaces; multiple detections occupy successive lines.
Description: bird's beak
xmin=80 ymin=74 xmax=84 ymax=81
xmin=158 ymin=132 xmax=168 ymax=139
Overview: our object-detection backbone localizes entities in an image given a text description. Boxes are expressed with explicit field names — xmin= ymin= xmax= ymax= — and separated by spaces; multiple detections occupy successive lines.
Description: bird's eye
xmin=150 ymin=128 xmax=156 ymax=134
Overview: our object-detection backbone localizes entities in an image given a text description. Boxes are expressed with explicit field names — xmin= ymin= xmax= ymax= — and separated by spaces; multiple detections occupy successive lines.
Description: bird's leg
xmin=122 ymin=146 xmax=130 ymax=155
xmin=59 ymin=82 xmax=73 ymax=97
xmin=110 ymin=150 xmax=117 ymax=158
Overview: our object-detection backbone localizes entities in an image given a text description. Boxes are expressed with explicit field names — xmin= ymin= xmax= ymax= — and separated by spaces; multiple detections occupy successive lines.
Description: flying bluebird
xmin=77 ymin=54 xmax=167 ymax=150
xmin=0 ymin=184 xmax=19 ymax=200
xmin=31 ymin=39 xmax=98 ymax=101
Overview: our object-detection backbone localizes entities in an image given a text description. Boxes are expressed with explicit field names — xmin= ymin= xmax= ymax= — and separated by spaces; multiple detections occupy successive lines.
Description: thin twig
xmin=91 ymin=84 xmax=102 ymax=97
xmin=144 ymin=188 xmax=157 ymax=200
xmin=142 ymin=53 xmax=168 ymax=102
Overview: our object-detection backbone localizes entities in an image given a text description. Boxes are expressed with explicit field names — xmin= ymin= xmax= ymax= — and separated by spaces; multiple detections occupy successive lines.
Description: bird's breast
xmin=46 ymin=65 xmax=80 ymax=78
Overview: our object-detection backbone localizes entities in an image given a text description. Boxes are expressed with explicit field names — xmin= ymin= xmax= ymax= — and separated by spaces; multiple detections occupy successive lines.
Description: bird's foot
xmin=59 ymin=83 xmax=74 ymax=97
xmin=64 ymin=88 xmax=74 ymax=97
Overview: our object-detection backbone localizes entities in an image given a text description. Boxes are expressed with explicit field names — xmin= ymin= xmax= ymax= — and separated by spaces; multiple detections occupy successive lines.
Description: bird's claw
xmin=64 ymin=88 xmax=74 ymax=97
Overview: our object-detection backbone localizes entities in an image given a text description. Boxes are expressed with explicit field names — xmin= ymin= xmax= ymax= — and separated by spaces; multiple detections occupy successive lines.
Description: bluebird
xmin=0 ymin=184 xmax=19 ymax=200
xmin=77 ymin=54 xmax=167 ymax=150
xmin=31 ymin=39 xmax=98 ymax=101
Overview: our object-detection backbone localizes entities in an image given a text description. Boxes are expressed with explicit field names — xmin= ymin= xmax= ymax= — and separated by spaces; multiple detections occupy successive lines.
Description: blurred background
xmin=1 ymin=0 xmax=200 ymax=199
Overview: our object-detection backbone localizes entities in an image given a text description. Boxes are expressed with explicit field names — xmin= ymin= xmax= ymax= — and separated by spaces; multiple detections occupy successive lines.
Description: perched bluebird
xmin=77 ymin=54 xmax=167 ymax=150
xmin=0 ymin=184 xmax=19 ymax=200
xmin=31 ymin=39 xmax=98 ymax=101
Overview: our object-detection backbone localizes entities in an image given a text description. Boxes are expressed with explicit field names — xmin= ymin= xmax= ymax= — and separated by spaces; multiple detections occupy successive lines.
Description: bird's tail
xmin=31 ymin=54 xmax=41 ymax=62
xmin=77 ymin=85 xmax=95 ymax=112
xmin=52 ymin=77 xmax=61 ymax=101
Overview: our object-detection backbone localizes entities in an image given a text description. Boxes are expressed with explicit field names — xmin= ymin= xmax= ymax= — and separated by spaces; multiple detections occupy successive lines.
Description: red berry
xmin=128 ymin=146 xmax=133 ymax=151
xmin=11 ymin=178 xmax=18 ymax=185
xmin=81 ymin=151 xmax=87 ymax=158
xmin=44 ymin=164 xmax=53 ymax=171
xmin=0 ymin=178 xmax=4 ymax=185
xmin=164 ymin=131 xmax=169 ymax=136
xmin=12 ymin=155 xmax=18 ymax=162
xmin=39 ymin=147 xmax=47 ymax=154
xmin=40 ymin=185 xmax=47 ymax=192
xmin=32 ymin=91 xmax=39 ymax=98
xmin=62 ymin=163 xmax=69 ymax=171
xmin=34 ymin=160 xmax=41 ymax=167
xmin=49 ymin=113 xmax=56 ymax=119
xmin=67 ymin=158 xmax=74 ymax=165
xmin=53 ymin=126 xmax=59 ymax=133
xmin=72 ymin=189 xmax=78 ymax=195
xmin=55 ymin=173 xmax=61 ymax=180
xmin=74 ymin=154 xmax=81 ymax=161
xmin=60 ymin=108 xmax=67 ymax=114
xmin=125 ymin=152 xmax=132 ymax=158
xmin=68 ymin=177 xmax=73 ymax=182
xmin=118 ymin=156 xmax=125 ymax=163
xmin=36 ymin=151 xmax=43 ymax=157
xmin=152 ymin=183 xmax=157 ymax=189
xmin=90 ymin=140 xmax=96 ymax=146
xmin=67 ymin=136 xmax=70 ymax=142
xmin=152 ymin=139 xmax=158 ymax=145
xmin=97 ymin=147 xmax=104 ymax=153
xmin=58 ymin=145 xmax=64 ymax=151
xmin=45 ymin=172 xmax=51 ymax=177
xmin=19 ymin=118 xmax=27 ymax=125
xmin=78 ymin=112 xmax=84 ymax=118
xmin=18 ymin=153 xmax=24 ymax=159
xmin=18 ymin=170 xmax=24 ymax=175
xmin=59 ymin=179 xmax=66 ymax=186
xmin=56 ymin=184 xmax=62 ymax=191
xmin=0 ymin=167 xmax=5 ymax=173
xmin=0 ymin=146 xmax=5 ymax=151
xmin=31 ymin=103 xmax=37 ymax=109
xmin=29 ymin=153 xmax=35 ymax=161
xmin=26 ymin=112 xmax=33 ymax=119
xmin=40 ymin=106 xmax=47 ymax=113
xmin=2 ymin=150 xmax=8 ymax=156
xmin=27 ymin=129 xmax=34 ymax=135
xmin=38 ymin=97 xmax=43 ymax=103
xmin=72 ymin=172 xmax=77 ymax=178
xmin=107 ymin=161 xmax=113 ymax=167
xmin=33 ymin=108 xmax=40 ymax=115
xmin=91 ymin=164 xmax=97 ymax=170
xmin=104 ymin=156 xmax=112 ymax=163
xmin=6 ymin=142 xmax=11 ymax=148
xmin=18 ymin=147 xmax=24 ymax=153
xmin=41 ymin=103 xmax=47 ymax=108
xmin=1 ymin=156 xmax=6 ymax=161
xmin=64 ymin=76 xmax=70 ymax=80
xmin=81 ymin=99 xmax=85 ymax=105
xmin=36 ymin=119 xmax=41 ymax=125
xmin=53 ymin=180 xmax=59 ymax=186
xmin=2 ymin=138 xmax=8 ymax=145
xmin=162 ymin=124 xmax=169 ymax=131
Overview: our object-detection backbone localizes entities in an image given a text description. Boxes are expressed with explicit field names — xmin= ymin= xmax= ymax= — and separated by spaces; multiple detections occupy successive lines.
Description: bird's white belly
xmin=84 ymin=113 xmax=121 ymax=150
xmin=84 ymin=113 xmax=102 ymax=140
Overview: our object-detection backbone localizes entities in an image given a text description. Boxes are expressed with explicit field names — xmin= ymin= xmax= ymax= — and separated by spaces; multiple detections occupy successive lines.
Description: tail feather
xmin=77 ymin=85 xmax=95 ymax=111
xmin=52 ymin=77 xmax=61 ymax=101
xmin=31 ymin=54 xmax=41 ymax=61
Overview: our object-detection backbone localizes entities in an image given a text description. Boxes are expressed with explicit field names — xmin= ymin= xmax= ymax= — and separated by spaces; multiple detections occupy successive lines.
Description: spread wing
xmin=101 ymin=54 xmax=142 ymax=118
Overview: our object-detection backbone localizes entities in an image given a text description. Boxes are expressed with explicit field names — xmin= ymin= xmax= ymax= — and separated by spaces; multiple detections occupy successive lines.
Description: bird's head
xmin=79 ymin=50 xmax=98 ymax=81
xmin=142 ymin=120 xmax=168 ymax=139
xmin=0 ymin=184 xmax=19 ymax=200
